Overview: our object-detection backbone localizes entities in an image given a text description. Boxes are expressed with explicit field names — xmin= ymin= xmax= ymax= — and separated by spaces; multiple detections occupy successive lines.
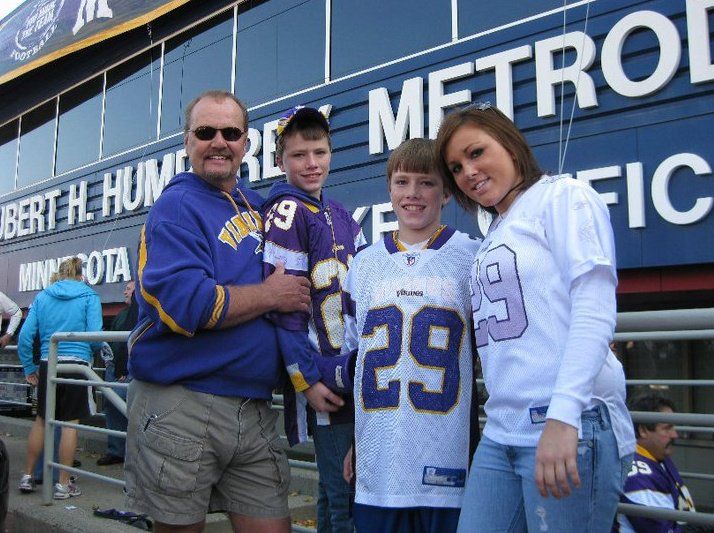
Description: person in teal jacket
xmin=17 ymin=256 xmax=103 ymax=500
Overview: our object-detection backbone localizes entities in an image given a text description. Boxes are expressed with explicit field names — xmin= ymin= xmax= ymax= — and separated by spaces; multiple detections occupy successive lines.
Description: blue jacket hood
xmin=265 ymin=182 xmax=323 ymax=211
xmin=16 ymin=279 xmax=103 ymax=375
xmin=44 ymin=279 xmax=97 ymax=300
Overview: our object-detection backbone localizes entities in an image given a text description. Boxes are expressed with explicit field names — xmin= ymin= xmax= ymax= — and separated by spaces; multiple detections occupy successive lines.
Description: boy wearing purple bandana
xmin=263 ymin=106 xmax=367 ymax=532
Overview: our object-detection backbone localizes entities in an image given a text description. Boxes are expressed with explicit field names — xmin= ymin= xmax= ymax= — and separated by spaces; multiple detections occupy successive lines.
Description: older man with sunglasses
xmin=124 ymin=90 xmax=342 ymax=533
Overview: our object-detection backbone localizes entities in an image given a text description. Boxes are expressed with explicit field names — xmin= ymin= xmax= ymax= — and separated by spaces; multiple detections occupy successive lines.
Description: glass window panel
xmin=103 ymin=49 xmax=160 ymax=157
xmin=458 ymin=0 xmax=562 ymax=38
xmin=161 ymin=13 xmax=233 ymax=136
xmin=0 ymin=120 xmax=18 ymax=195
xmin=621 ymin=340 xmax=688 ymax=411
xmin=331 ymin=0 xmax=450 ymax=79
xmin=56 ymin=77 xmax=102 ymax=174
xmin=17 ymin=100 xmax=56 ymax=188
xmin=235 ymin=0 xmax=325 ymax=107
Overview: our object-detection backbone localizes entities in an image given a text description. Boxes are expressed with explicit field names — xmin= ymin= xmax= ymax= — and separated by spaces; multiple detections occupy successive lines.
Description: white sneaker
xmin=19 ymin=474 xmax=35 ymax=493
xmin=53 ymin=481 xmax=81 ymax=500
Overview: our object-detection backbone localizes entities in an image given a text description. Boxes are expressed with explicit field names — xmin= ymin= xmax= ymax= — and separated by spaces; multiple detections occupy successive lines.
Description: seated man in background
xmin=615 ymin=394 xmax=697 ymax=533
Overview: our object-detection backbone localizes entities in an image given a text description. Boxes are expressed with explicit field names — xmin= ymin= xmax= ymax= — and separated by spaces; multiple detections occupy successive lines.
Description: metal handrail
xmin=30 ymin=308 xmax=714 ymax=528
xmin=1 ymin=344 xmax=108 ymax=408
xmin=42 ymin=332 xmax=130 ymax=504
xmin=614 ymin=330 xmax=714 ymax=341
xmin=631 ymin=411 xmax=714 ymax=426
xmin=616 ymin=308 xmax=714 ymax=332
xmin=619 ymin=503 xmax=714 ymax=526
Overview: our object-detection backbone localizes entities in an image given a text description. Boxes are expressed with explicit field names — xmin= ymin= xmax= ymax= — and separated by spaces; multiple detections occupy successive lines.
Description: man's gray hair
xmin=183 ymin=90 xmax=248 ymax=134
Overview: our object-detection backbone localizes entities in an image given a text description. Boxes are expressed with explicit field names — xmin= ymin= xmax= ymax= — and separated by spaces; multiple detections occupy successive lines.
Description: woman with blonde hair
xmin=17 ymin=257 xmax=103 ymax=500
xmin=436 ymin=104 xmax=634 ymax=532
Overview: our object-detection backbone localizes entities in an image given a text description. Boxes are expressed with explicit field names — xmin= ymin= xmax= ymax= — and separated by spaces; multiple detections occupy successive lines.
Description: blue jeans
xmin=309 ymin=414 xmax=355 ymax=533
xmin=103 ymin=365 xmax=128 ymax=458
xmin=457 ymin=405 xmax=632 ymax=533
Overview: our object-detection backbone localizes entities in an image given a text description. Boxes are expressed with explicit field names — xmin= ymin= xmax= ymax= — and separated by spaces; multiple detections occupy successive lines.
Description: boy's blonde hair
xmin=386 ymin=138 xmax=447 ymax=191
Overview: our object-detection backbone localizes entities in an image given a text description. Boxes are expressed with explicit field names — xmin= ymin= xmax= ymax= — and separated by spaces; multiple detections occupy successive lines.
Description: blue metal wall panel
xmin=0 ymin=0 xmax=712 ymax=305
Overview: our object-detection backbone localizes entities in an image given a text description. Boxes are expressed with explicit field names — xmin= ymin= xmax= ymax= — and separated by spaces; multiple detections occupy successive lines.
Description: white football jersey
xmin=344 ymin=226 xmax=480 ymax=508
xmin=472 ymin=176 xmax=633 ymax=456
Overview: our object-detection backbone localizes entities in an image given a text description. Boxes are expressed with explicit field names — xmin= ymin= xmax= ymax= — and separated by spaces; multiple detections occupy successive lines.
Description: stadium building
xmin=0 ymin=0 xmax=713 ymax=509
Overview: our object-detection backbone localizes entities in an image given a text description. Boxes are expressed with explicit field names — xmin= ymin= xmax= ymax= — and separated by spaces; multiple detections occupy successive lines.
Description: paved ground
xmin=1 ymin=415 xmax=317 ymax=532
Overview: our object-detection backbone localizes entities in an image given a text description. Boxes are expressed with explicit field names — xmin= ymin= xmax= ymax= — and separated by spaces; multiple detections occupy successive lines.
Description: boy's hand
xmin=264 ymin=262 xmax=311 ymax=313
xmin=303 ymin=381 xmax=344 ymax=413
xmin=25 ymin=373 xmax=38 ymax=387
xmin=343 ymin=444 xmax=354 ymax=483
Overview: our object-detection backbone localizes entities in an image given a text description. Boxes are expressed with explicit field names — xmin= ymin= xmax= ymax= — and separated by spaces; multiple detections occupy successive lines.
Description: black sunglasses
xmin=190 ymin=126 xmax=245 ymax=142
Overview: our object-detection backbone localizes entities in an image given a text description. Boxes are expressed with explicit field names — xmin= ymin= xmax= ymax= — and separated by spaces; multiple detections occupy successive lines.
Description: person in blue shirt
xmin=17 ymin=257 xmax=103 ymax=500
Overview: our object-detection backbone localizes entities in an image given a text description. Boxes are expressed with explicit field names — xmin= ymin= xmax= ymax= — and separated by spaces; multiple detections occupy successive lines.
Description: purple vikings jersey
xmin=615 ymin=445 xmax=696 ymax=533
xmin=263 ymin=183 xmax=366 ymax=444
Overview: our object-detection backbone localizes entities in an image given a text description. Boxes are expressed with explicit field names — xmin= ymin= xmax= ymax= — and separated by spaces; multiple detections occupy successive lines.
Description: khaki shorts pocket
xmin=258 ymin=404 xmax=290 ymax=491
xmin=138 ymin=424 xmax=203 ymax=497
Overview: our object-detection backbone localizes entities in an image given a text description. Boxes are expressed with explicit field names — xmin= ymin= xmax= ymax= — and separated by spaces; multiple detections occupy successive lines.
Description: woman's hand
xmin=535 ymin=418 xmax=580 ymax=498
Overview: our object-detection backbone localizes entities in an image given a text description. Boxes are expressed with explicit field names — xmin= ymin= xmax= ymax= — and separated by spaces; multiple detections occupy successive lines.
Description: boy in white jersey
xmin=318 ymin=139 xmax=481 ymax=533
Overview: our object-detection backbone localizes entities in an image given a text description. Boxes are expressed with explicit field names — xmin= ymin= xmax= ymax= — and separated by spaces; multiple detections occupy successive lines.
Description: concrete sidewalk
xmin=1 ymin=415 xmax=317 ymax=532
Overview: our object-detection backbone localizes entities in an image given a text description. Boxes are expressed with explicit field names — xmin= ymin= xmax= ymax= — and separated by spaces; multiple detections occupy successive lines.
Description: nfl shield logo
xmin=405 ymin=253 xmax=418 ymax=266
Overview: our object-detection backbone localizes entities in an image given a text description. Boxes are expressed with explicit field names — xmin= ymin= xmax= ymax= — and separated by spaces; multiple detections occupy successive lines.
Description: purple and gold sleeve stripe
xmin=287 ymin=364 xmax=310 ymax=392
xmin=137 ymin=226 xmax=193 ymax=337
xmin=205 ymin=285 xmax=226 ymax=329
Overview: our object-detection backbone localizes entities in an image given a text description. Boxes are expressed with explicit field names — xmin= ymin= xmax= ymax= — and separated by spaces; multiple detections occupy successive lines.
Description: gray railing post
xmin=42 ymin=335 xmax=59 ymax=504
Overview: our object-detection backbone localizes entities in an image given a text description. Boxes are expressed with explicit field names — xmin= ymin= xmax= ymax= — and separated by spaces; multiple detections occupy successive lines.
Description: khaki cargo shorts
xmin=124 ymin=380 xmax=290 ymax=525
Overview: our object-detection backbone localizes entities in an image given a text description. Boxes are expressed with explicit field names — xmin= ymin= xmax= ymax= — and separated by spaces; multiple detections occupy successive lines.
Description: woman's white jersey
xmin=472 ymin=176 xmax=635 ymax=458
